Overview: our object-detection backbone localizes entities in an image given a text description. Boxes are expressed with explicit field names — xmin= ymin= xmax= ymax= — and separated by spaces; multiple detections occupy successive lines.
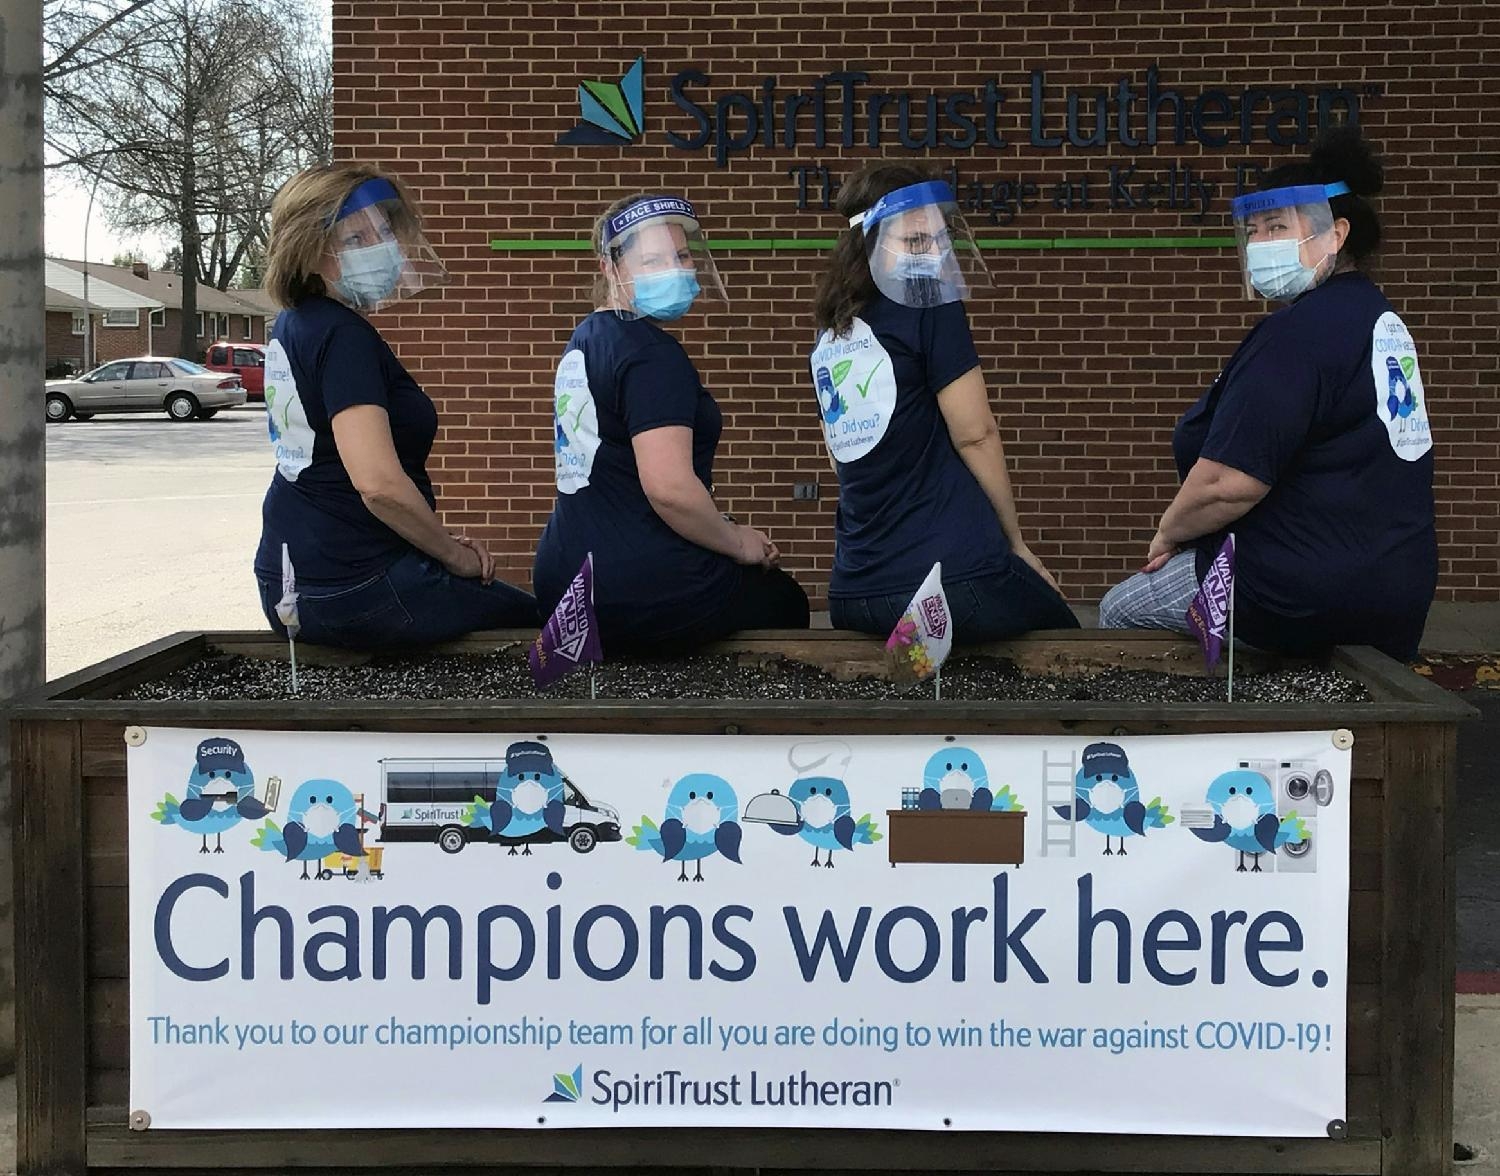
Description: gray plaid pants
xmin=1098 ymin=551 xmax=1200 ymax=634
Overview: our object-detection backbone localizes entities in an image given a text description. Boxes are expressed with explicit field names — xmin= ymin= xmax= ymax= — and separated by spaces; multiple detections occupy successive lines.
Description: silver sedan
xmin=45 ymin=357 xmax=247 ymax=423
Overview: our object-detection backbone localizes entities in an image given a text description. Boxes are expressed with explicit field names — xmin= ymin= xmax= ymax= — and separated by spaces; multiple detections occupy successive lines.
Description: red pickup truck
xmin=204 ymin=342 xmax=267 ymax=401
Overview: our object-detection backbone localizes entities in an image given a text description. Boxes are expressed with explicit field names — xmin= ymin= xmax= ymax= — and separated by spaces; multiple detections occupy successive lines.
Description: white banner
xmin=128 ymin=728 xmax=1350 ymax=1135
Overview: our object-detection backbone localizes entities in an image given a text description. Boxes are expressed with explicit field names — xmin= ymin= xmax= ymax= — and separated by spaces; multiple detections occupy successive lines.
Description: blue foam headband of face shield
xmin=602 ymin=196 xmax=699 ymax=250
xmin=329 ymin=177 xmax=400 ymax=225
xmin=1230 ymin=181 xmax=1351 ymax=218
xmin=853 ymin=180 xmax=958 ymax=235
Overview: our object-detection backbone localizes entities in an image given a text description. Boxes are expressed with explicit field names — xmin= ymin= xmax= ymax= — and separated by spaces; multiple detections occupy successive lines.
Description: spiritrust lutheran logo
xmin=545 ymin=1064 xmax=585 ymax=1103
xmin=557 ymin=57 xmax=645 ymax=145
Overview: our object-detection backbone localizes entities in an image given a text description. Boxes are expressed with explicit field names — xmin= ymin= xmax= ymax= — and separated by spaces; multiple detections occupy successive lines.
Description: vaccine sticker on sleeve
xmin=554 ymin=349 xmax=601 ymax=494
xmin=1370 ymin=311 xmax=1432 ymax=461
xmin=809 ymin=318 xmax=897 ymax=463
xmin=263 ymin=340 xmax=314 ymax=481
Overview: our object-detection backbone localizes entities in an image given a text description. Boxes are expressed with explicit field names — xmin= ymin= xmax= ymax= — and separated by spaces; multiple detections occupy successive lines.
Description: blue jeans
xmin=257 ymin=549 xmax=538 ymax=651
xmin=830 ymin=555 xmax=1080 ymax=643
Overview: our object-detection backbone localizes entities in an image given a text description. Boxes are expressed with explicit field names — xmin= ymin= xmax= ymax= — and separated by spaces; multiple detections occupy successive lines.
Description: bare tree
xmin=47 ymin=0 xmax=331 ymax=353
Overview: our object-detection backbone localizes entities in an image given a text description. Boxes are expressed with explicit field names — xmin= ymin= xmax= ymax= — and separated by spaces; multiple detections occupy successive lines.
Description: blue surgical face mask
xmin=890 ymin=250 xmax=946 ymax=281
xmin=333 ymin=239 xmax=406 ymax=308
xmin=632 ymin=268 xmax=700 ymax=321
xmin=1245 ymin=237 xmax=1324 ymax=301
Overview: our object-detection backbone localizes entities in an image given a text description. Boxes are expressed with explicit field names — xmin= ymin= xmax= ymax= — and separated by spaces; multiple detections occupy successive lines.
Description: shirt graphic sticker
xmin=1370 ymin=311 xmax=1432 ymax=461
xmin=263 ymin=340 xmax=314 ymax=481
xmin=809 ymin=318 xmax=897 ymax=463
xmin=554 ymin=349 xmax=600 ymax=494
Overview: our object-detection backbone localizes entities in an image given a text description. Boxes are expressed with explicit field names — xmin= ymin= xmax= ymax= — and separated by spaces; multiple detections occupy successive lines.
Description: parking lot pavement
xmin=46 ymin=406 xmax=270 ymax=679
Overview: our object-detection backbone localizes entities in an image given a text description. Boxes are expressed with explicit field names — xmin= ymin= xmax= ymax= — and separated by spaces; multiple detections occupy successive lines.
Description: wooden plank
xmin=84 ymin=1121 xmax=1380 ymax=1172
xmin=1332 ymin=646 xmax=1479 ymax=717
xmin=45 ymin=631 xmax=206 ymax=701
xmin=1348 ymin=891 xmax=1381 ymax=986
xmin=13 ymin=719 xmax=88 ymax=1176
xmin=1347 ymin=985 xmax=1380 ymax=1078
xmin=1380 ymin=722 xmax=1457 ymax=1176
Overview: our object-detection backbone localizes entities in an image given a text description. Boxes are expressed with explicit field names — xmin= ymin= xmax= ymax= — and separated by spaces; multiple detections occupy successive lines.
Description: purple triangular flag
xmin=1185 ymin=535 xmax=1235 ymax=669
xmin=529 ymin=553 xmax=603 ymax=689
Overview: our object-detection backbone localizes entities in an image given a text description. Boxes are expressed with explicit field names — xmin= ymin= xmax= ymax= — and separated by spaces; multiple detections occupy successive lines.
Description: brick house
xmin=44 ymin=257 xmax=275 ymax=373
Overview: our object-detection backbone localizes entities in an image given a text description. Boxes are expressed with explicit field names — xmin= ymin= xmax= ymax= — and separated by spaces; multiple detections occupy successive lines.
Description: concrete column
xmin=0 ymin=0 xmax=48 ymax=1074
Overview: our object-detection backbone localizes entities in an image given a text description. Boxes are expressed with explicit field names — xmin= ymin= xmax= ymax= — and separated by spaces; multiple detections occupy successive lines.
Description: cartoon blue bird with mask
xmin=1189 ymin=768 xmax=1309 ymax=873
xmin=465 ymin=741 xmax=566 ymax=855
xmin=917 ymin=746 xmax=1024 ymax=813
xmin=628 ymin=773 xmax=742 ymax=882
xmin=151 ymin=737 xmax=270 ymax=853
xmin=766 ymin=776 xmax=882 ymax=868
xmin=1053 ymin=742 xmax=1173 ymax=856
xmin=251 ymin=779 xmax=363 ymax=880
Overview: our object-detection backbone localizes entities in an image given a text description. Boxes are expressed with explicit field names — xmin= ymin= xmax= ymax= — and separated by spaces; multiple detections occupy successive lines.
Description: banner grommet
xmin=1332 ymin=729 xmax=1355 ymax=750
xmin=124 ymin=726 xmax=147 ymax=747
xmin=129 ymin=1109 xmax=151 ymax=1131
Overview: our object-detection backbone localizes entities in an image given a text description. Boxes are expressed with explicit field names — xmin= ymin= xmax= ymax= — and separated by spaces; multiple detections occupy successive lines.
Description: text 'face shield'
xmin=600 ymin=196 xmax=727 ymax=322
xmin=1231 ymin=182 xmax=1349 ymax=302
xmin=327 ymin=178 xmax=449 ymax=313
xmin=854 ymin=181 xmax=988 ymax=309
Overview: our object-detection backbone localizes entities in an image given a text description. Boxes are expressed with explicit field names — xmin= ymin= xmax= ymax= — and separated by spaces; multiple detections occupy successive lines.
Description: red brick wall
xmin=332 ymin=1 xmax=1500 ymax=606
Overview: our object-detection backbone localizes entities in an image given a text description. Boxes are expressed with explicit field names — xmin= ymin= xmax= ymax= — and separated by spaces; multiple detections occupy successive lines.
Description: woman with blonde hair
xmin=254 ymin=164 xmax=535 ymax=649
xmin=533 ymin=193 xmax=809 ymax=649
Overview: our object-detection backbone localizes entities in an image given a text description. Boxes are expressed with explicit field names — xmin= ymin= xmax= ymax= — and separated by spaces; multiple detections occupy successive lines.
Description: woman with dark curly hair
xmin=807 ymin=161 xmax=1077 ymax=641
xmin=1099 ymin=128 xmax=1436 ymax=662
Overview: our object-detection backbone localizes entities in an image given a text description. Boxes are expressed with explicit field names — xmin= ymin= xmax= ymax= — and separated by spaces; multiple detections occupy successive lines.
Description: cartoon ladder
xmin=1040 ymin=750 xmax=1079 ymax=857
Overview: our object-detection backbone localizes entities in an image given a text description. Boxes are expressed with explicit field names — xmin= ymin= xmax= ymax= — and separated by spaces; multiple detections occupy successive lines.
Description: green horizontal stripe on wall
xmin=490 ymin=235 xmax=1236 ymax=253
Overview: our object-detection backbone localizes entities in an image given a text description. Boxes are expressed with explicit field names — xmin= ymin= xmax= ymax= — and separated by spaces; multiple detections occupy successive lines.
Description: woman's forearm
xmin=1157 ymin=462 xmax=1269 ymax=546
xmin=647 ymin=479 xmax=742 ymax=558
xmin=955 ymin=429 xmax=1026 ymax=547
xmin=360 ymin=475 xmax=464 ymax=563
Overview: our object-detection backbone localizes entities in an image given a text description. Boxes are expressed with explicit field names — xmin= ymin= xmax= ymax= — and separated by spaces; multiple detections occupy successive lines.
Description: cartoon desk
xmin=885 ymin=809 xmax=1026 ymax=866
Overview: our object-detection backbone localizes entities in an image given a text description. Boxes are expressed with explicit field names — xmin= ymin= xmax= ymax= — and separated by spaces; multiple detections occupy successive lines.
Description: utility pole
xmin=0 ymin=0 xmax=47 ymax=1072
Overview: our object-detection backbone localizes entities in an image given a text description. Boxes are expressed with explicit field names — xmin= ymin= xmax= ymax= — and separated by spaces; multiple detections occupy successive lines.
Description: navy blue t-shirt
xmin=533 ymin=312 xmax=740 ymax=638
xmin=254 ymin=296 xmax=438 ymax=586
xmin=1173 ymin=272 xmax=1437 ymax=660
xmin=809 ymin=295 xmax=1009 ymax=598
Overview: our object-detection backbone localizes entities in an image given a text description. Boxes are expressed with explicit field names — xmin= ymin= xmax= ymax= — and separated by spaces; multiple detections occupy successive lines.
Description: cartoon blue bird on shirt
xmin=465 ymin=741 xmax=566 ymax=855
xmin=151 ymin=737 xmax=270 ymax=853
xmin=628 ymin=773 xmax=742 ymax=882
xmin=251 ymin=779 xmax=364 ymax=880
xmin=1189 ymin=768 xmax=1309 ymax=873
xmin=1053 ymin=742 xmax=1173 ymax=856
xmin=1385 ymin=355 xmax=1416 ymax=421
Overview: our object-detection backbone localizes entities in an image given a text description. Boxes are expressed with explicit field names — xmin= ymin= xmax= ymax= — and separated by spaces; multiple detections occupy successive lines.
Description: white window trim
xmin=70 ymin=312 xmax=86 ymax=336
xmin=149 ymin=307 xmax=166 ymax=327
xmin=196 ymin=312 xmax=206 ymax=338
xmin=102 ymin=308 xmax=139 ymax=328
xmin=241 ymin=315 xmax=253 ymax=341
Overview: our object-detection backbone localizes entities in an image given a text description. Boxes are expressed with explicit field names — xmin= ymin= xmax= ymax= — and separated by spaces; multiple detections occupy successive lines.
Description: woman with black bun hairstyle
xmin=1099 ymin=127 xmax=1437 ymax=662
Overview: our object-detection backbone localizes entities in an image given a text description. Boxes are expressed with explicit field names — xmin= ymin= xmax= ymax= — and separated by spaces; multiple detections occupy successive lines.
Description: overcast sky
xmin=46 ymin=0 xmax=333 ymax=267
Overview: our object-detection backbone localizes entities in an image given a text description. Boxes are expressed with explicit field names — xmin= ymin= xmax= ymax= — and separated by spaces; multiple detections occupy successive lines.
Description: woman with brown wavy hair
xmin=808 ymin=161 xmax=1076 ymax=641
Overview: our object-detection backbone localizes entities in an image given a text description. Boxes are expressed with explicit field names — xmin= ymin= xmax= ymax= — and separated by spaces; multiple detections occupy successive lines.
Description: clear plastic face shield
xmin=599 ymin=196 xmax=727 ymax=322
xmin=1231 ymin=181 xmax=1349 ymax=302
xmin=851 ymin=180 xmax=988 ymax=309
xmin=325 ymin=177 xmax=449 ymax=313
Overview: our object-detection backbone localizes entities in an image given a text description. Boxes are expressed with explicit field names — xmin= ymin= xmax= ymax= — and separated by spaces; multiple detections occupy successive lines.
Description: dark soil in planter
xmin=118 ymin=651 xmax=1371 ymax=704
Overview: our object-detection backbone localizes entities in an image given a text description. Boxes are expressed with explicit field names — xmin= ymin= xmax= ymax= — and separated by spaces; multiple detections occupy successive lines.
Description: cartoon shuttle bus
xmin=377 ymin=747 xmax=622 ymax=855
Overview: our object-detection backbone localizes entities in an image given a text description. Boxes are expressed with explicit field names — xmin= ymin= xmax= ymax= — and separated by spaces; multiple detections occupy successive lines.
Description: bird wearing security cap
xmin=150 ymin=737 xmax=270 ymax=854
xmin=1053 ymin=742 xmax=1173 ymax=856
xmin=465 ymin=741 xmax=566 ymax=855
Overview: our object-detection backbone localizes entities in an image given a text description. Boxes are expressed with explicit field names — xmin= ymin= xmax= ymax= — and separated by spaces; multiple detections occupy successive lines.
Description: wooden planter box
xmin=8 ymin=628 xmax=1472 ymax=1176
